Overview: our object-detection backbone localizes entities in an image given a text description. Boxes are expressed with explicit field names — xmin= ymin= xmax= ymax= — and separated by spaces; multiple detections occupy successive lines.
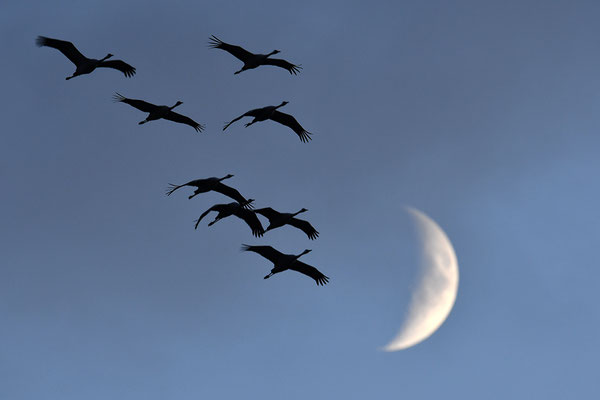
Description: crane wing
xmin=212 ymin=182 xmax=251 ymax=207
xmin=288 ymin=218 xmax=319 ymax=240
xmin=166 ymin=183 xmax=184 ymax=196
xmin=241 ymin=245 xmax=284 ymax=264
xmin=262 ymin=58 xmax=302 ymax=75
xmin=164 ymin=111 xmax=204 ymax=132
xmin=98 ymin=59 xmax=136 ymax=77
xmin=235 ymin=209 xmax=265 ymax=237
xmin=253 ymin=207 xmax=281 ymax=221
xmin=223 ymin=114 xmax=245 ymax=131
xmin=165 ymin=182 xmax=192 ymax=196
xmin=194 ymin=205 xmax=221 ymax=229
xmin=290 ymin=261 xmax=329 ymax=286
xmin=36 ymin=36 xmax=86 ymax=65
xmin=208 ymin=35 xmax=253 ymax=62
xmin=195 ymin=210 xmax=213 ymax=229
xmin=224 ymin=108 xmax=265 ymax=130
xmin=113 ymin=92 xmax=158 ymax=112
xmin=270 ymin=111 xmax=312 ymax=142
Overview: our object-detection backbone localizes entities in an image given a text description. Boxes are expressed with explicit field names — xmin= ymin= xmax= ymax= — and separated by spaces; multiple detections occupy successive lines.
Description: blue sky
xmin=2 ymin=0 xmax=600 ymax=398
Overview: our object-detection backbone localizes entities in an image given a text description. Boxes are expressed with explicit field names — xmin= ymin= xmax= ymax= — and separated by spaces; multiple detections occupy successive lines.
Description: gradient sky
xmin=2 ymin=1 xmax=600 ymax=398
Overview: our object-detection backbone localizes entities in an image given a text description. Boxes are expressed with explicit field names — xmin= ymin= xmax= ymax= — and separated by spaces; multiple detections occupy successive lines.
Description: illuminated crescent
xmin=383 ymin=207 xmax=459 ymax=351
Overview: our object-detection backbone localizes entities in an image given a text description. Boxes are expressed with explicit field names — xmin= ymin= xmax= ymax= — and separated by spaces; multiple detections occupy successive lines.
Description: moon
xmin=383 ymin=207 xmax=459 ymax=351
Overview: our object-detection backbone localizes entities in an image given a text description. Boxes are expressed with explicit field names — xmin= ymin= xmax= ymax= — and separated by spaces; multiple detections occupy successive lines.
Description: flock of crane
xmin=37 ymin=34 xmax=329 ymax=286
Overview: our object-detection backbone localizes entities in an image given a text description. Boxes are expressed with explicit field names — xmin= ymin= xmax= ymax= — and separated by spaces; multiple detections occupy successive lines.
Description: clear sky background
xmin=2 ymin=0 xmax=600 ymax=398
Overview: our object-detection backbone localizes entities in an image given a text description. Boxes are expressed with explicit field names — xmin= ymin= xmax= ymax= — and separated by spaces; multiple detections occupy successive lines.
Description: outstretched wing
xmin=290 ymin=261 xmax=329 ymax=286
xmin=165 ymin=178 xmax=215 ymax=196
xmin=223 ymin=113 xmax=246 ymax=131
xmin=36 ymin=36 xmax=86 ymax=65
xmin=164 ymin=111 xmax=204 ymax=132
xmin=253 ymin=207 xmax=281 ymax=222
xmin=241 ymin=245 xmax=284 ymax=264
xmin=262 ymin=58 xmax=301 ymax=75
xmin=213 ymin=182 xmax=251 ymax=207
xmin=224 ymin=108 xmax=267 ymax=130
xmin=113 ymin=92 xmax=158 ymax=112
xmin=208 ymin=35 xmax=253 ymax=62
xmin=288 ymin=218 xmax=319 ymax=240
xmin=165 ymin=183 xmax=186 ymax=196
xmin=235 ymin=209 xmax=265 ymax=237
xmin=194 ymin=205 xmax=219 ymax=229
xmin=270 ymin=111 xmax=312 ymax=143
xmin=98 ymin=59 xmax=136 ymax=77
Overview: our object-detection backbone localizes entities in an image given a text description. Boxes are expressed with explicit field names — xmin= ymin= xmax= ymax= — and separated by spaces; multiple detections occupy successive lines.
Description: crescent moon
xmin=383 ymin=207 xmax=459 ymax=351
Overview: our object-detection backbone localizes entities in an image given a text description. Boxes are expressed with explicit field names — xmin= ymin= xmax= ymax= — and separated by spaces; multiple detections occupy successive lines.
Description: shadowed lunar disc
xmin=383 ymin=207 xmax=459 ymax=351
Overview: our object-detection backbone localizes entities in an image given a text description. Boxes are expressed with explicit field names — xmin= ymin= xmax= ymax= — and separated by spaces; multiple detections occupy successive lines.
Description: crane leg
xmin=263 ymin=272 xmax=274 ymax=280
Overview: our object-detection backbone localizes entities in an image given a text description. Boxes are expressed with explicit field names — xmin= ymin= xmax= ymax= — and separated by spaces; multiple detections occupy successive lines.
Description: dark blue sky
xmin=2 ymin=1 xmax=600 ymax=398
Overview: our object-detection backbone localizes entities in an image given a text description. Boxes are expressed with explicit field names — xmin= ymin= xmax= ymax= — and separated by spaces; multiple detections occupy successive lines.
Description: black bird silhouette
xmin=166 ymin=174 xmax=252 ymax=206
xmin=36 ymin=36 xmax=136 ymax=80
xmin=113 ymin=93 xmax=204 ymax=132
xmin=242 ymin=245 xmax=329 ymax=286
xmin=255 ymin=207 xmax=319 ymax=240
xmin=223 ymin=101 xmax=312 ymax=143
xmin=208 ymin=35 xmax=301 ymax=75
xmin=195 ymin=201 xmax=264 ymax=237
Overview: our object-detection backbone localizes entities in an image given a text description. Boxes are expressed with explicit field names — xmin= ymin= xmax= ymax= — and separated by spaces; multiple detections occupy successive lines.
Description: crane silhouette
xmin=209 ymin=35 xmax=301 ymax=75
xmin=195 ymin=201 xmax=264 ymax=237
xmin=254 ymin=207 xmax=319 ymax=240
xmin=166 ymin=174 xmax=252 ymax=206
xmin=223 ymin=101 xmax=312 ymax=143
xmin=36 ymin=36 xmax=136 ymax=80
xmin=242 ymin=245 xmax=329 ymax=286
xmin=113 ymin=93 xmax=204 ymax=132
